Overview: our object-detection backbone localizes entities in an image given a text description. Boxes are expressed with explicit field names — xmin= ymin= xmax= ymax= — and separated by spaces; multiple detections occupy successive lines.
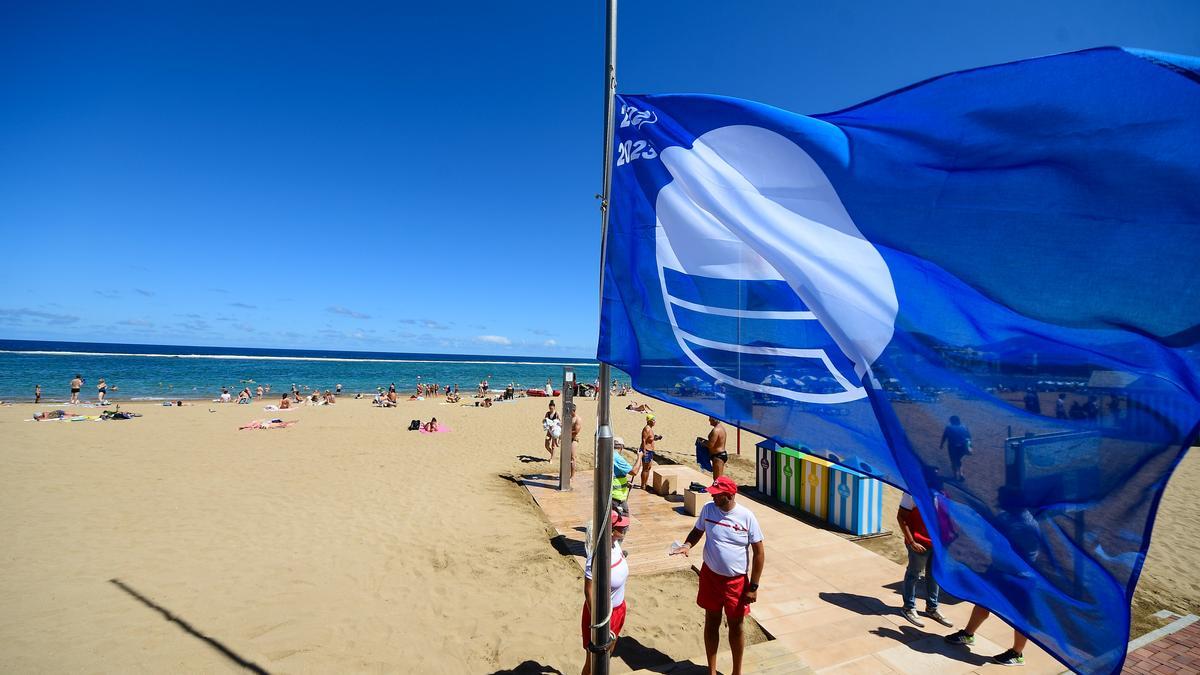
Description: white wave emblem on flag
xmin=654 ymin=125 xmax=899 ymax=404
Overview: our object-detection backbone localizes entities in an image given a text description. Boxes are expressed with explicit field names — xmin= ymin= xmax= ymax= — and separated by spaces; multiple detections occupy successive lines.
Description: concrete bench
xmin=652 ymin=468 xmax=683 ymax=496
xmin=683 ymin=487 xmax=706 ymax=516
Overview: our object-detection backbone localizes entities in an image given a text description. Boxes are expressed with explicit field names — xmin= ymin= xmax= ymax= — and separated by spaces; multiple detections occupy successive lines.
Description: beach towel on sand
xmin=419 ymin=425 xmax=452 ymax=434
xmin=695 ymin=438 xmax=713 ymax=472
xmin=239 ymin=419 xmax=299 ymax=430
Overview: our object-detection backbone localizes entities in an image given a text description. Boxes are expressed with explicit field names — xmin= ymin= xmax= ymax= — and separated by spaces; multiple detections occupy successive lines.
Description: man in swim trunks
xmin=569 ymin=403 xmax=582 ymax=480
xmin=703 ymin=416 xmax=729 ymax=480
xmin=632 ymin=415 xmax=657 ymax=490
xmin=69 ymin=374 xmax=82 ymax=404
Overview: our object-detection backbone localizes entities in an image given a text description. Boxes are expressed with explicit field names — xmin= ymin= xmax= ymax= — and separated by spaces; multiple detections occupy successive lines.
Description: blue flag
xmin=599 ymin=47 xmax=1200 ymax=674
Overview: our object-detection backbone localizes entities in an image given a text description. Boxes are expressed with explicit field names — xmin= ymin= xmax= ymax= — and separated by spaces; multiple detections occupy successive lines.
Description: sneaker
xmin=901 ymin=608 xmax=925 ymax=627
xmin=992 ymin=649 xmax=1025 ymax=666
xmin=925 ymin=609 xmax=954 ymax=627
xmin=944 ymin=629 xmax=975 ymax=646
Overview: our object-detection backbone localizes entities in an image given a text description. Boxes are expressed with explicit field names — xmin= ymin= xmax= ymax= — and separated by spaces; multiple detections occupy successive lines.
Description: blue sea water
xmin=0 ymin=340 xmax=610 ymax=402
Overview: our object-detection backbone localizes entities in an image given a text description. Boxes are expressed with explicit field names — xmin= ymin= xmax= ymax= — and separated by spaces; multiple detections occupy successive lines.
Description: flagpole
xmin=590 ymin=0 xmax=618 ymax=673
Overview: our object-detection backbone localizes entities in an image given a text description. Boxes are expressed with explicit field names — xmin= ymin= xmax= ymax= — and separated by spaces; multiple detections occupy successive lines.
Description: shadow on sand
xmin=490 ymin=660 xmax=563 ymax=674
xmin=109 ymin=578 xmax=270 ymax=674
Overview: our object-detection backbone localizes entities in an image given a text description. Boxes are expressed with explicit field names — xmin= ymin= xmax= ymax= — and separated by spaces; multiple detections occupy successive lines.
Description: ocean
xmin=0 ymin=339 xmax=608 ymax=402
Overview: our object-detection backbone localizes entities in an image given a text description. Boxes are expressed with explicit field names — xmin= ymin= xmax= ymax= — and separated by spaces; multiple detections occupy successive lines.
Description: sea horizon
xmin=0 ymin=339 xmax=610 ymax=401
xmin=0 ymin=339 xmax=596 ymax=365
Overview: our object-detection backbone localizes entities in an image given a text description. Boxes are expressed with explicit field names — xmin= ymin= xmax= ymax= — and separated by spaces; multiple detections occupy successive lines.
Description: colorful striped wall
xmin=754 ymin=440 xmax=884 ymax=536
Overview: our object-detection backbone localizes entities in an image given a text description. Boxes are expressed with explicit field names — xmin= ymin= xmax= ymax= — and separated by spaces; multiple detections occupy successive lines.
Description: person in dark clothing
xmin=940 ymin=416 xmax=972 ymax=481
xmin=1023 ymin=388 xmax=1041 ymax=414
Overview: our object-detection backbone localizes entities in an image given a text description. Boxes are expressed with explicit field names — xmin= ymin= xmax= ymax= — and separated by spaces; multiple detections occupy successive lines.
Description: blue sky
xmin=1 ymin=1 xmax=1197 ymax=358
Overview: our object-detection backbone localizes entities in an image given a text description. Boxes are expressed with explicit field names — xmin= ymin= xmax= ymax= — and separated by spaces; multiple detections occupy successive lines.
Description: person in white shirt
xmin=671 ymin=476 xmax=765 ymax=675
xmin=581 ymin=509 xmax=631 ymax=675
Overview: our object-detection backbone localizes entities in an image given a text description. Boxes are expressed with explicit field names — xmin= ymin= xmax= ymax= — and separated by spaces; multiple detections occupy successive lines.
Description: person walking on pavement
xmin=946 ymin=605 xmax=1029 ymax=666
xmin=897 ymin=492 xmax=953 ymax=628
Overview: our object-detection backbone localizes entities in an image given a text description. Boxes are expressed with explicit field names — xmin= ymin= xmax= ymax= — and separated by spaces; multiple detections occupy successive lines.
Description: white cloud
xmin=0 ymin=308 xmax=80 ymax=325
xmin=544 ymin=339 xmax=558 ymax=347
xmin=400 ymin=318 xmax=448 ymax=329
xmin=476 ymin=335 xmax=511 ymax=346
xmin=233 ymin=322 xmax=255 ymax=332
xmin=328 ymin=306 xmax=371 ymax=319
xmin=176 ymin=319 xmax=212 ymax=333
xmin=319 ymin=328 xmax=369 ymax=341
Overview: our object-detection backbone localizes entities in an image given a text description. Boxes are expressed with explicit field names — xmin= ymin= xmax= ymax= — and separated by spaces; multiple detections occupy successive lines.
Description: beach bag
xmin=934 ymin=493 xmax=959 ymax=545
xmin=408 ymin=419 xmax=421 ymax=431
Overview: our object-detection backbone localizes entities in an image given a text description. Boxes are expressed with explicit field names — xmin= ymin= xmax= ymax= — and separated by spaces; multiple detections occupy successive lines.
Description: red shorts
xmin=697 ymin=563 xmax=750 ymax=618
xmin=581 ymin=601 xmax=627 ymax=649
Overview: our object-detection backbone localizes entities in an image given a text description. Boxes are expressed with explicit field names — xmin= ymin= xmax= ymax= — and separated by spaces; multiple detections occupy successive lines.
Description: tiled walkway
xmin=522 ymin=467 xmax=1061 ymax=674
xmin=1122 ymin=616 xmax=1200 ymax=674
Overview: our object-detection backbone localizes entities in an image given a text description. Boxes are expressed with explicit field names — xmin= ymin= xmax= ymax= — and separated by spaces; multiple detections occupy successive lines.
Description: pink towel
xmin=419 ymin=425 xmax=452 ymax=434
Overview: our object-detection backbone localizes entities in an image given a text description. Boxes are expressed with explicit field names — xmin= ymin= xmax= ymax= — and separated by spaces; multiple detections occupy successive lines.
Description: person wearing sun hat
xmin=670 ymin=476 xmax=765 ymax=675
xmin=581 ymin=508 xmax=632 ymax=675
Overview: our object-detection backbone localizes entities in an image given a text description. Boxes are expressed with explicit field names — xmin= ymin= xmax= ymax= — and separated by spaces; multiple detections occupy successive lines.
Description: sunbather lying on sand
xmin=239 ymin=419 xmax=299 ymax=430
xmin=625 ymin=401 xmax=654 ymax=413
xmin=33 ymin=410 xmax=69 ymax=421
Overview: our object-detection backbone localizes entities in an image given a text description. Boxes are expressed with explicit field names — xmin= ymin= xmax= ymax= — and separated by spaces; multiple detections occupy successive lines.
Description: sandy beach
xmin=1 ymin=395 xmax=1195 ymax=672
